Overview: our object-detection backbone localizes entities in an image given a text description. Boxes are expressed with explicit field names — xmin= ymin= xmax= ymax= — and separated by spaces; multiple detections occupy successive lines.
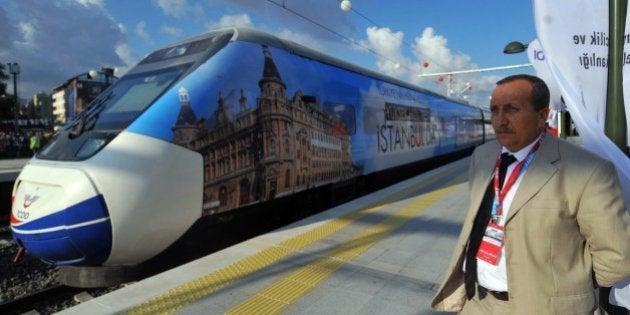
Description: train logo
xmin=23 ymin=194 xmax=39 ymax=209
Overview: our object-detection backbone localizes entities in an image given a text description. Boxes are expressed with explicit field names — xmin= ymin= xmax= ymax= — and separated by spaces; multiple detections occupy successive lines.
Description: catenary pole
xmin=606 ymin=0 xmax=629 ymax=153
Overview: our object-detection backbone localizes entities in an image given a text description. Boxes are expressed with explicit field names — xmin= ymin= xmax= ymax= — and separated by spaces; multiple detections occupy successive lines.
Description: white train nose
xmin=10 ymin=164 xmax=112 ymax=265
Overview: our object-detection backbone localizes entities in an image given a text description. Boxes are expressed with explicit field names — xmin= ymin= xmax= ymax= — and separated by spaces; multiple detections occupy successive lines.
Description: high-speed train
xmin=10 ymin=28 xmax=493 ymax=271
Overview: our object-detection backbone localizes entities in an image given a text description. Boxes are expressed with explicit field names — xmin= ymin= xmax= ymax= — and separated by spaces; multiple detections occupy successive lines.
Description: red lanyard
xmin=492 ymin=136 xmax=543 ymax=218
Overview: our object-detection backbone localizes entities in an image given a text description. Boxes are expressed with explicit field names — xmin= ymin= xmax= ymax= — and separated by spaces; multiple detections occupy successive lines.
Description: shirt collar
xmin=501 ymin=133 xmax=543 ymax=162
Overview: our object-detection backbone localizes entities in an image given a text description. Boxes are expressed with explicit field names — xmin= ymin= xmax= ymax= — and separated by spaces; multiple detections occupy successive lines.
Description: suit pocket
xmin=527 ymin=199 xmax=574 ymax=220
xmin=550 ymin=292 xmax=595 ymax=314
xmin=527 ymin=199 xmax=567 ymax=210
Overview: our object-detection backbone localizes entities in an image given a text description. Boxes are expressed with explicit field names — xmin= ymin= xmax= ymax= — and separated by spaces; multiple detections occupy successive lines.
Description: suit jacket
xmin=431 ymin=135 xmax=630 ymax=314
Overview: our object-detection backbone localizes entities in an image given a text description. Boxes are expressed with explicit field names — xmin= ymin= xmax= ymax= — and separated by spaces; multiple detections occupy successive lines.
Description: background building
xmin=51 ymin=67 xmax=117 ymax=128
xmin=26 ymin=92 xmax=54 ymax=129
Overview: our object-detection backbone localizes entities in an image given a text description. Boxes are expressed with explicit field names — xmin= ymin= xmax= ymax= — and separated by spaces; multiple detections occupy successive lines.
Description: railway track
xmin=0 ymin=223 xmax=12 ymax=246
xmin=0 ymin=222 xmax=75 ymax=314
xmin=0 ymin=284 xmax=84 ymax=314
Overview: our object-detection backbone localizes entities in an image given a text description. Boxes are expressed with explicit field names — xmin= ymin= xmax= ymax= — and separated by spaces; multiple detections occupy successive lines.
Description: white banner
xmin=527 ymin=39 xmax=564 ymax=112
xmin=623 ymin=6 xmax=630 ymax=145
xmin=527 ymin=39 xmax=563 ymax=133
xmin=533 ymin=2 xmax=609 ymax=126
xmin=533 ymin=0 xmax=630 ymax=203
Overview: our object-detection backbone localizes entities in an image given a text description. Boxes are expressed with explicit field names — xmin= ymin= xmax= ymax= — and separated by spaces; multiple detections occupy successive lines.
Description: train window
xmin=105 ymin=69 xmax=183 ymax=113
xmin=164 ymin=44 xmax=189 ymax=59
xmin=141 ymin=37 xmax=216 ymax=64
xmin=93 ymin=64 xmax=189 ymax=130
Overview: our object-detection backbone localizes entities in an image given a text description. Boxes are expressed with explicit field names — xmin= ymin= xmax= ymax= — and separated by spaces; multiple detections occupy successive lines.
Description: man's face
xmin=490 ymin=79 xmax=549 ymax=152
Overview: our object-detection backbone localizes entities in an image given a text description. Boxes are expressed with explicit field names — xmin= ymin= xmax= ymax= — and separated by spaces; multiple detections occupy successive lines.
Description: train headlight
xmin=76 ymin=137 xmax=107 ymax=159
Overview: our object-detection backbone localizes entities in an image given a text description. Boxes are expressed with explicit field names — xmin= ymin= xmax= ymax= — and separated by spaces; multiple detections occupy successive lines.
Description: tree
xmin=0 ymin=63 xmax=15 ymax=122
xmin=0 ymin=63 xmax=8 ymax=95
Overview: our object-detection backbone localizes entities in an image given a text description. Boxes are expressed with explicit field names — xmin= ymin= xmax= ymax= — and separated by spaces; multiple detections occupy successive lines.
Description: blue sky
xmin=0 ymin=0 xmax=536 ymax=107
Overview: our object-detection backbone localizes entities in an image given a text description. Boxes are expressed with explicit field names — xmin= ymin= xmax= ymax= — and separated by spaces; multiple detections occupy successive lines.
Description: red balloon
xmin=437 ymin=76 xmax=444 ymax=82
xmin=423 ymin=62 xmax=429 ymax=68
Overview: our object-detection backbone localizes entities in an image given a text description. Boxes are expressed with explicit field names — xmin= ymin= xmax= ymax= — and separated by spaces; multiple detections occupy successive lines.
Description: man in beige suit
xmin=431 ymin=74 xmax=630 ymax=314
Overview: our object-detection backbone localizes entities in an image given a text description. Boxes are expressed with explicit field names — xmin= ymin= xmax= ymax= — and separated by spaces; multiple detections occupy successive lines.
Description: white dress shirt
xmin=477 ymin=137 xmax=541 ymax=292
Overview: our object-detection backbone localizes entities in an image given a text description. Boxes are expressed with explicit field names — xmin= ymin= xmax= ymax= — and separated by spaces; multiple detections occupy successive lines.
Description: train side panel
xmin=10 ymin=28 xmax=487 ymax=268
xmin=127 ymin=40 xmax=483 ymax=217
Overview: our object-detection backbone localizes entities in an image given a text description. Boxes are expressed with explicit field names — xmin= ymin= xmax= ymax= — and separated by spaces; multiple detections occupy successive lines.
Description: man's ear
xmin=539 ymin=107 xmax=551 ymax=123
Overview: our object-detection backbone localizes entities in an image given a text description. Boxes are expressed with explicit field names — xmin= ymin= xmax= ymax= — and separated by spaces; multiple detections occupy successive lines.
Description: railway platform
xmin=59 ymin=157 xmax=470 ymax=315
xmin=0 ymin=158 xmax=30 ymax=219
xmin=0 ymin=158 xmax=29 ymax=182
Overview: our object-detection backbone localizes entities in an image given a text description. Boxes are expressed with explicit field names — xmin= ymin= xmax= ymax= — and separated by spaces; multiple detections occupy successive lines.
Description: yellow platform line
xmin=225 ymin=183 xmax=458 ymax=315
xmin=125 ymin=162 xmax=466 ymax=315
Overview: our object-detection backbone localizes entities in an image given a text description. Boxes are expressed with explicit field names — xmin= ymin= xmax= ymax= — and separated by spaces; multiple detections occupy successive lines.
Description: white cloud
xmin=75 ymin=0 xmax=104 ymax=8
xmin=0 ymin=6 xmax=15 ymax=56
xmin=413 ymin=27 xmax=472 ymax=72
xmin=0 ymin=0 xmax=127 ymax=96
xmin=216 ymin=0 xmax=354 ymax=42
xmin=161 ymin=26 xmax=183 ymax=38
xmin=136 ymin=21 xmax=153 ymax=43
xmin=206 ymin=14 xmax=252 ymax=31
xmin=365 ymin=27 xmax=404 ymax=58
xmin=114 ymin=43 xmax=137 ymax=76
xmin=411 ymin=27 xmax=493 ymax=105
xmin=204 ymin=13 xmax=327 ymax=56
xmin=154 ymin=0 xmax=188 ymax=18
xmin=17 ymin=22 xmax=37 ymax=48
xmin=357 ymin=25 xmax=497 ymax=107
xmin=117 ymin=23 xmax=127 ymax=34
xmin=277 ymin=29 xmax=326 ymax=52
xmin=362 ymin=27 xmax=408 ymax=78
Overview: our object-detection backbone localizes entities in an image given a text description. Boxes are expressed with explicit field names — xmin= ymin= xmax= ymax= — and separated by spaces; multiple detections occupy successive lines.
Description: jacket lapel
xmin=505 ymin=135 xmax=559 ymax=224
xmin=462 ymin=143 xmax=500 ymax=238
xmin=472 ymin=153 xmax=497 ymax=210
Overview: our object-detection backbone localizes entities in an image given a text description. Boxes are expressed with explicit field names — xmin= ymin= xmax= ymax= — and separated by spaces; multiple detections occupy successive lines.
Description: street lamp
xmin=7 ymin=62 xmax=20 ymax=133
xmin=101 ymin=67 xmax=114 ymax=85
xmin=503 ymin=41 xmax=528 ymax=54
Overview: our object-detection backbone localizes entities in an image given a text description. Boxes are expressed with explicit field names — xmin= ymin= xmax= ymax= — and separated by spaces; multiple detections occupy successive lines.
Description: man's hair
xmin=496 ymin=74 xmax=550 ymax=111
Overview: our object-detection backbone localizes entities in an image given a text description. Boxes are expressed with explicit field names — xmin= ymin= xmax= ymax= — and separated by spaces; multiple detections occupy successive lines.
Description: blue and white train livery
xmin=11 ymin=28 xmax=490 ymax=268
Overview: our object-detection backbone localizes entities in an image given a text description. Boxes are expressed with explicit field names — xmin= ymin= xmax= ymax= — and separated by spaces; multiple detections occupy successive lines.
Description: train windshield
xmin=93 ymin=64 xmax=189 ymax=130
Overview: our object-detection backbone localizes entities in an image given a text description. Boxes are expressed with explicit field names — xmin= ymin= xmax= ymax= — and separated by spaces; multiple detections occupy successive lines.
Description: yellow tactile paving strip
xmin=125 ymin=163 xmax=465 ymax=315
xmin=226 ymin=184 xmax=457 ymax=314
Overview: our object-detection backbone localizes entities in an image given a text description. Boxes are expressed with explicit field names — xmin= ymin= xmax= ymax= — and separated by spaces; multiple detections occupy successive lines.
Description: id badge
xmin=476 ymin=222 xmax=505 ymax=265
